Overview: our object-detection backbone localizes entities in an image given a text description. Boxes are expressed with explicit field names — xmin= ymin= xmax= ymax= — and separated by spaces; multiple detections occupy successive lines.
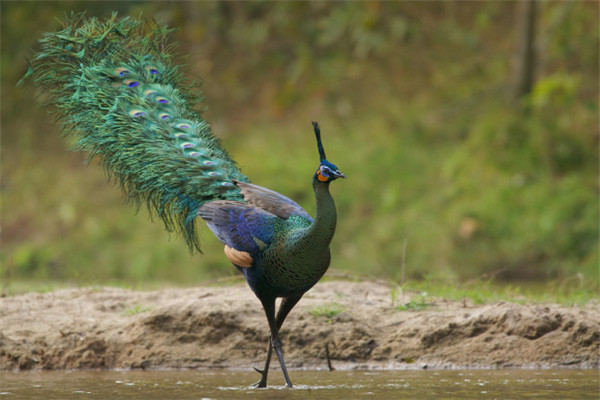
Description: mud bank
xmin=1 ymin=282 xmax=598 ymax=371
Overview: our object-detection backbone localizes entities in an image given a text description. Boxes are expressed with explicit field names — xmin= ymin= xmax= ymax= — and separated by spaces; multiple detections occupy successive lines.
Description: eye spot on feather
xmin=207 ymin=171 xmax=221 ymax=177
xmin=144 ymin=89 xmax=158 ymax=98
xmin=221 ymin=182 xmax=234 ymax=186
xmin=129 ymin=109 xmax=147 ymax=118
xmin=115 ymin=67 xmax=130 ymax=76
xmin=180 ymin=142 xmax=195 ymax=149
xmin=124 ymin=80 xmax=140 ymax=88
xmin=176 ymin=123 xmax=191 ymax=130
xmin=174 ymin=132 xmax=189 ymax=139
xmin=203 ymin=161 xmax=216 ymax=166
xmin=188 ymin=151 xmax=202 ymax=157
xmin=146 ymin=66 xmax=160 ymax=75
xmin=159 ymin=113 xmax=171 ymax=120
xmin=156 ymin=97 xmax=170 ymax=104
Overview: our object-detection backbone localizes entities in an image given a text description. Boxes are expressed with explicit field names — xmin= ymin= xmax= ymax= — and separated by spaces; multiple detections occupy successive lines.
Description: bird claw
xmin=252 ymin=367 xmax=268 ymax=388
xmin=252 ymin=380 xmax=267 ymax=388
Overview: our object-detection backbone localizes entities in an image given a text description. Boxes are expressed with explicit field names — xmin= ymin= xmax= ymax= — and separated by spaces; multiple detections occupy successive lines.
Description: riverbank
xmin=1 ymin=281 xmax=598 ymax=371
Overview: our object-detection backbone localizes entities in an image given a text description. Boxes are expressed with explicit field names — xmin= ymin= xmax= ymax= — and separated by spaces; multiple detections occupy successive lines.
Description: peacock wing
xmin=233 ymin=180 xmax=313 ymax=222
xmin=198 ymin=200 xmax=278 ymax=267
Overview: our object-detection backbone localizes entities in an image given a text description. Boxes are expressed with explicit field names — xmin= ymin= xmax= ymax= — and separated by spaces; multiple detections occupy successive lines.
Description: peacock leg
xmin=256 ymin=297 xmax=293 ymax=387
xmin=254 ymin=295 xmax=303 ymax=388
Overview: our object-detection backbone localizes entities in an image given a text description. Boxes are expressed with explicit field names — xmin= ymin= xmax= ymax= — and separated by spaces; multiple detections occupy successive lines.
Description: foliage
xmin=1 ymin=2 xmax=597 ymax=294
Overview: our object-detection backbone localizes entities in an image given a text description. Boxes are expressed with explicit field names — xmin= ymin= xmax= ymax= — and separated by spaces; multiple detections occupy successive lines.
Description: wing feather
xmin=233 ymin=180 xmax=313 ymax=222
xmin=198 ymin=200 xmax=277 ymax=264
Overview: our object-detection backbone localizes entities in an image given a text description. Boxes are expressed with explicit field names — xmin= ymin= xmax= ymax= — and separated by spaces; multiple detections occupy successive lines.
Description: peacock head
xmin=312 ymin=121 xmax=345 ymax=183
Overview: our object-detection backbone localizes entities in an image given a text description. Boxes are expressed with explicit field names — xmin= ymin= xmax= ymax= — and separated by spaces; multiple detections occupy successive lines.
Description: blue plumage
xmin=203 ymin=202 xmax=276 ymax=257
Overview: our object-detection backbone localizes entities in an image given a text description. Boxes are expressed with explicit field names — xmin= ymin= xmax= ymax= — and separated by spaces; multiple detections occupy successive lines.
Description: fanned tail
xmin=27 ymin=13 xmax=249 ymax=252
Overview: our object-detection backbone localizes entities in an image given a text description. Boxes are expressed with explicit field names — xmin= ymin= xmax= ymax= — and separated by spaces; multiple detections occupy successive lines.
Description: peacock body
xmin=26 ymin=13 xmax=345 ymax=388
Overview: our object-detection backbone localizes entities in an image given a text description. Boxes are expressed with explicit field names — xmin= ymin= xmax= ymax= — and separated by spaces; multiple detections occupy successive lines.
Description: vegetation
xmin=310 ymin=303 xmax=346 ymax=320
xmin=395 ymin=292 xmax=434 ymax=312
xmin=400 ymin=277 xmax=596 ymax=307
xmin=2 ymin=2 xmax=598 ymax=298
xmin=124 ymin=304 xmax=153 ymax=316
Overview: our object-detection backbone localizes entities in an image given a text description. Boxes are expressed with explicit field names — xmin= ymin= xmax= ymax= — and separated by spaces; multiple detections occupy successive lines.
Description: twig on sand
xmin=325 ymin=342 xmax=335 ymax=371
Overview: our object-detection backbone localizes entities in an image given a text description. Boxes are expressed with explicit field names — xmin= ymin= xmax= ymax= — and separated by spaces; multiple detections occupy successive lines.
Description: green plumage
xmin=26 ymin=13 xmax=248 ymax=252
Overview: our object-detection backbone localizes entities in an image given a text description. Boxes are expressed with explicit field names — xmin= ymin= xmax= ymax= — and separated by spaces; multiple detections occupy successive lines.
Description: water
xmin=0 ymin=369 xmax=597 ymax=399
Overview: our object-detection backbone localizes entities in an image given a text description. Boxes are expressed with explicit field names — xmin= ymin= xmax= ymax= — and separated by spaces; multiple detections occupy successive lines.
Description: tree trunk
xmin=513 ymin=0 xmax=537 ymax=101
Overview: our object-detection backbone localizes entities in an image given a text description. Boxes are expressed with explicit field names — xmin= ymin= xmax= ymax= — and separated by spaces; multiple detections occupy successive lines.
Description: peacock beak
xmin=334 ymin=170 xmax=346 ymax=179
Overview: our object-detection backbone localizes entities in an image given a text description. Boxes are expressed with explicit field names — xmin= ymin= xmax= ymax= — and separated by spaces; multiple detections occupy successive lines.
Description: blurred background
xmin=2 ymin=1 xmax=598 ymax=299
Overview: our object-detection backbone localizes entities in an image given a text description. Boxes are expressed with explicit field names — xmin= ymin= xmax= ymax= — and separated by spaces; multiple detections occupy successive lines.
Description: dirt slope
xmin=1 ymin=282 xmax=598 ymax=371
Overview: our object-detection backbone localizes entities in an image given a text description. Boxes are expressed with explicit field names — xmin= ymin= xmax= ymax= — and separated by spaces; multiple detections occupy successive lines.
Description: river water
xmin=1 ymin=369 xmax=597 ymax=399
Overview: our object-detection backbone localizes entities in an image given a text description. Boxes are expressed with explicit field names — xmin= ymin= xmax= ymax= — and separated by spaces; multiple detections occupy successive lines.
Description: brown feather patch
xmin=224 ymin=245 xmax=253 ymax=268
xmin=233 ymin=180 xmax=312 ymax=220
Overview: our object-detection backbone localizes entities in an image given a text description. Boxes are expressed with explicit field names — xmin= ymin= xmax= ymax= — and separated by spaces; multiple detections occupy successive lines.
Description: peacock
xmin=24 ymin=14 xmax=345 ymax=388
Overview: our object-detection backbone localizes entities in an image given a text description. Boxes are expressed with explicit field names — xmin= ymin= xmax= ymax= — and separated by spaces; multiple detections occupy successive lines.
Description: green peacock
xmin=25 ymin=14 xmax=345 ymax=388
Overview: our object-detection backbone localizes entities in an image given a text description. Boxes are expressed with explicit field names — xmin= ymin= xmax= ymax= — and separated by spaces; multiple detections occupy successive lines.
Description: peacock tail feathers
xmin=25 ymin=13 xmax=249 ymax=252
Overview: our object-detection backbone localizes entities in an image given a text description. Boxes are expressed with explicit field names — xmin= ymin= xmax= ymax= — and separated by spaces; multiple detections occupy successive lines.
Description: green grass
xmin=0 ymin=278 xmax=195 ymax=297
xmin=123 ymin=304 xmax=152 ymax=316
xmin=309 ymin=303 xmax=346 ymax=320
xmin=3 ymin=276 xmax=597 ymax=308
xmin=395 ymin=293 xmax=434 ymax=311
xmin=399 ymin=276 xmax=599 ymax=307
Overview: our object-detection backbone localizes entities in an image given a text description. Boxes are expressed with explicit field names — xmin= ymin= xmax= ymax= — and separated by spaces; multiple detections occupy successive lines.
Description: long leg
xmin=254 ymin=294 xmax=303 ymax=388
xmin=255 ymin=295 xmax=303 ymax=384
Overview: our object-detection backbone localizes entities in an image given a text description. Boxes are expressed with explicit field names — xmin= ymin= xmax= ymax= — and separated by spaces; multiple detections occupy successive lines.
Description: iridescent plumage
xmin=25 ymin=13 xmax=247 ymax=252
xmin=26 ymin=14 xmax=344 ymax=388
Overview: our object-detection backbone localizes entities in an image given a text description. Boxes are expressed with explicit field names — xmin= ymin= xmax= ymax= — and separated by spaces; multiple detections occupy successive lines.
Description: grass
xmin=309 ymin=303 xmax=346 ymax=320
xmin=399 ymin=276 xmax=598 ymax=307
xmin=123 ymin=304 xmax=152 ymax=316
xmin=0 ymin=278 xmax=205 ymax=297
xmin=2 ymin=276 xmax=596 ymax=309
xmin=395 ymin=293 xmax=434 ymax=312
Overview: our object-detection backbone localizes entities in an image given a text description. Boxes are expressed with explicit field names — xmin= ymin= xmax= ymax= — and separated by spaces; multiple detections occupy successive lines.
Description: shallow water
xmin=0 ymin=369 xmax=597 ymax=399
